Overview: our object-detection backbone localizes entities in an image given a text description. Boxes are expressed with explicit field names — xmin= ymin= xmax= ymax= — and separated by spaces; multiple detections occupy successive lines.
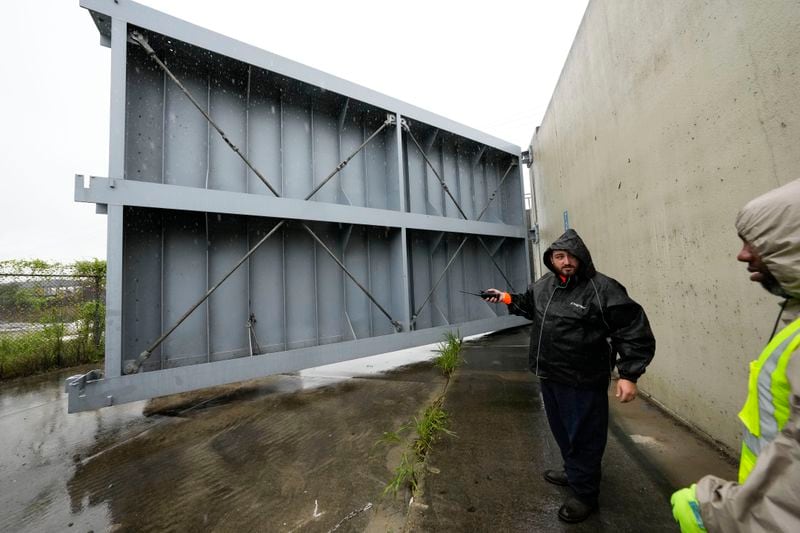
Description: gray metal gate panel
xmin=68 ymin=0 xmax=530 ymax=412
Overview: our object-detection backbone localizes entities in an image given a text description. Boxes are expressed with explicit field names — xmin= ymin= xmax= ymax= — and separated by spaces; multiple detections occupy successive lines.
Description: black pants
xmin=540 ymin=378 xmax=609 ymax=505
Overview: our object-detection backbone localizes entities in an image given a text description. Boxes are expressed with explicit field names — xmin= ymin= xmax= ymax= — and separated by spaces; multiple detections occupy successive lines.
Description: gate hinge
xmin=521 ymin=148 xmax=533 ymax=168
xmin=529 ymin=223 xmax=540 ymax=244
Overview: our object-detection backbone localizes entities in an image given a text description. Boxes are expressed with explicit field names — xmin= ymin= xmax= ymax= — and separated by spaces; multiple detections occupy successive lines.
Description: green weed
xmin=434 ymin=330 xmax=463 ymax=377
xmin=380 ymin=331 xmax=464 ymax=497
xmin=411 ymin=401 xmax=455 ymax=460
xmin=382 ymin=452 xmax=419 ymax=496
xmin=379 ymin=399 xmax=456 ymax=497
xmin=376 ymin=429 xmax=406 ymax=447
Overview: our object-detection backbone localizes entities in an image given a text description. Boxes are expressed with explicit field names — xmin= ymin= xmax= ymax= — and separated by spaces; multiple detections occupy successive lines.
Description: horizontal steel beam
xmin=79 ymin=0 xmax=520 ymax=156
xmin=65 ymin=315 xmax=530 ymax=412
xmin=75 ymin=176 xmax=527 ymax=238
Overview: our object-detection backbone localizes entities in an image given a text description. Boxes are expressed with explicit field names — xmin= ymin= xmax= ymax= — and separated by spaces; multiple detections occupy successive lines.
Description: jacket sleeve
xmin=694 ymin=353 xmax=800 ymax=532
xmin=602 ymin=278 xmax=656 ymax=382
xmin=507 ymin=284 xmax=536 ymax=320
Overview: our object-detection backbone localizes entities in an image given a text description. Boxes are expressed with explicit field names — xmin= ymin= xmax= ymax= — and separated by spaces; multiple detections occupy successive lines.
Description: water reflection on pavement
xmin=0 ymin=343 xmax=445 ymax=533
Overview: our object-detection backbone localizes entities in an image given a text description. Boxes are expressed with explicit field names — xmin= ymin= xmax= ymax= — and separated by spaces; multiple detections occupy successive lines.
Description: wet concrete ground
xmin=407 ymin=327 xmax=736 ymax=531
xmin=1 ymin=326 xmax=735 ymax=532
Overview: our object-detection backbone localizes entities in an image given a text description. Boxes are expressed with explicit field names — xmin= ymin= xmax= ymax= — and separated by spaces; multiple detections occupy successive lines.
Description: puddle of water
xmin=297 ymin=342 xmax=441 ymax=386
xmin=0 ymin=383 xmax=148 ymax=533
xmin=629 ymin=434 xmax=664 ymax=447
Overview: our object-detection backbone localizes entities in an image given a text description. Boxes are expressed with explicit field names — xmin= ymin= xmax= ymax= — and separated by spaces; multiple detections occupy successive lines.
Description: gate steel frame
xmin=67 ymin=0 xmax=530 ymax=412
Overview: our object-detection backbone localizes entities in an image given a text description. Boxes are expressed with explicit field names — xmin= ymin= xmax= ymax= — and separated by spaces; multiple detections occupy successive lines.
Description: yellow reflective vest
xmin=737 ymin=317 xmax=800 ymax=483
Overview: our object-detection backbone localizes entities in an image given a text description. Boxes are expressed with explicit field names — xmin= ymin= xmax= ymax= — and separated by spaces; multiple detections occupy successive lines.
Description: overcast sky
xmin=0 ymin=0 xmax=588 ymax=263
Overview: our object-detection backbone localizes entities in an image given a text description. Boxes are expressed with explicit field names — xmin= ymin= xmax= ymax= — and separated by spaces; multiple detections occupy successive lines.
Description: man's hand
xmin=615 ymin=378 xmax=637 ymax=403
xmin=484 ymin=288 xmax=501 ymax=303
xmin=483 ymin=288 xmax=510 ymax=304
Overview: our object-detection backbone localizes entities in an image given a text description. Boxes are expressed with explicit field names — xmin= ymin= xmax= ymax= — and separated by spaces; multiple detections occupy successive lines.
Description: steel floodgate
xmin=67 ymin=0 xmax=530 ymax=411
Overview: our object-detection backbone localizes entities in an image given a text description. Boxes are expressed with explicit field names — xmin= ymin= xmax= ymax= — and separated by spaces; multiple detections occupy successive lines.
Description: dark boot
xmin=543 ymin=469 xmax=569 ymax=487
xmin=557 ymin=496 xmax=597 ymax=523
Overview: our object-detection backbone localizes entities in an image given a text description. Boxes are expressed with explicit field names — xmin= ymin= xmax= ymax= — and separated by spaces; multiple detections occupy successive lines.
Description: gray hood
xmin=735 ymin=179 xmax=800 ymax=299
xmin=735 ymin=179 xmax=800 ymax=325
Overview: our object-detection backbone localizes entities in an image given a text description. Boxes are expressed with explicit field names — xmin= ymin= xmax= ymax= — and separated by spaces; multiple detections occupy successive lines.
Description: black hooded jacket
xmin=508 ymin=229 xmax=656 ymax=387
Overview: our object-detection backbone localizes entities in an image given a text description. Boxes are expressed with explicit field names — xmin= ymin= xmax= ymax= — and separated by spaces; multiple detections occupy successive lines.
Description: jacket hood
xmin=735 ymin=179 xmax=800 ymax=300
xmin=544 ymin=229 xmax=597 ymax=279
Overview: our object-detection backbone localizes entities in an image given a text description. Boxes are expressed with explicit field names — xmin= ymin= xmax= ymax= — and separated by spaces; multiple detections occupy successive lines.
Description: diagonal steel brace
xmin=476 ymin=161 xmax=518 ymax=222
xmin=410 ymin=235 xmax=469 ymax=327
xmin=403 ymin=121 xmax=469 ymax=220
xmin=131 ymin=31 xmax=281 ymax=198
xmin=126 ymin=33 xmax=400 ymax=374
xmin=403 ymin=122 xmax=518 ymax=323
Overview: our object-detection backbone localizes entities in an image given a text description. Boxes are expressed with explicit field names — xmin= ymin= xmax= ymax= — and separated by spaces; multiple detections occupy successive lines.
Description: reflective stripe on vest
xmin=737 ymin=317 xmax=800 ymax=483
xmin=738 ymin=438 xmax=759 ymax=485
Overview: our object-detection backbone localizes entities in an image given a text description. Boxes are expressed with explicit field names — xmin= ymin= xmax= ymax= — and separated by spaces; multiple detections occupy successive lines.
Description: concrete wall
xmin=530 ymin=0 xmax=800 ymax=450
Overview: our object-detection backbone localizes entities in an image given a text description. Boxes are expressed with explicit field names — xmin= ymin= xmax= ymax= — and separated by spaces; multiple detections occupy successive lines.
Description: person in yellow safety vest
xmin=671 ymin=178 xmax=800 ymax=532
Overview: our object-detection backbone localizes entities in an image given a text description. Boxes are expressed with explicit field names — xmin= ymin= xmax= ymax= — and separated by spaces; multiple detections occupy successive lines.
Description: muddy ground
xmin=0 ymin=327 xmax=736 ymax=532
xmin=2 ymin=348 xmax=446 ymax=532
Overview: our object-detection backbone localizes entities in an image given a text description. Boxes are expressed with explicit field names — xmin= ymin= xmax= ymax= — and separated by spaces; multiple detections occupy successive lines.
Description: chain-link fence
xmin=0 ymin=262 xmax=105 ymax=379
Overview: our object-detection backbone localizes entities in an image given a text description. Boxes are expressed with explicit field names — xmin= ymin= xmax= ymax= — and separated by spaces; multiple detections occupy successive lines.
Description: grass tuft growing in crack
xmin=383 ymin=451 xmax=419 ymax=496
xmin=376 ymin=429 xmax=405 ymax=447
xmin=379 ymin=331 xmax=463 ymax=497
xmin=411 ymin=400 xmax=455 ymax=459
xmin=434 ymin=330 xmax=463 ymax=377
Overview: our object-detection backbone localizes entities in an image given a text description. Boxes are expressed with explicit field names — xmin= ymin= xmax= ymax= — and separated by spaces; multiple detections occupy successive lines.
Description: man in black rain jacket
xmin=486 ymin=229 xmax=656 ymax=523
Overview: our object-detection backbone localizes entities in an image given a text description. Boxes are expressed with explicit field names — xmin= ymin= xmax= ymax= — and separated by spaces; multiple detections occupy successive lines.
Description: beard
xmin=554 ymin=264 xmax=578 ymax=277
xmin=760 ymin=270 xmax=791 ymax=298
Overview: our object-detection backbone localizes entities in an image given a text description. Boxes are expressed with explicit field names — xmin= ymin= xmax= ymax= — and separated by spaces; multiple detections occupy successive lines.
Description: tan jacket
xmin=696 ymin=179 xmax=800 ymax=532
